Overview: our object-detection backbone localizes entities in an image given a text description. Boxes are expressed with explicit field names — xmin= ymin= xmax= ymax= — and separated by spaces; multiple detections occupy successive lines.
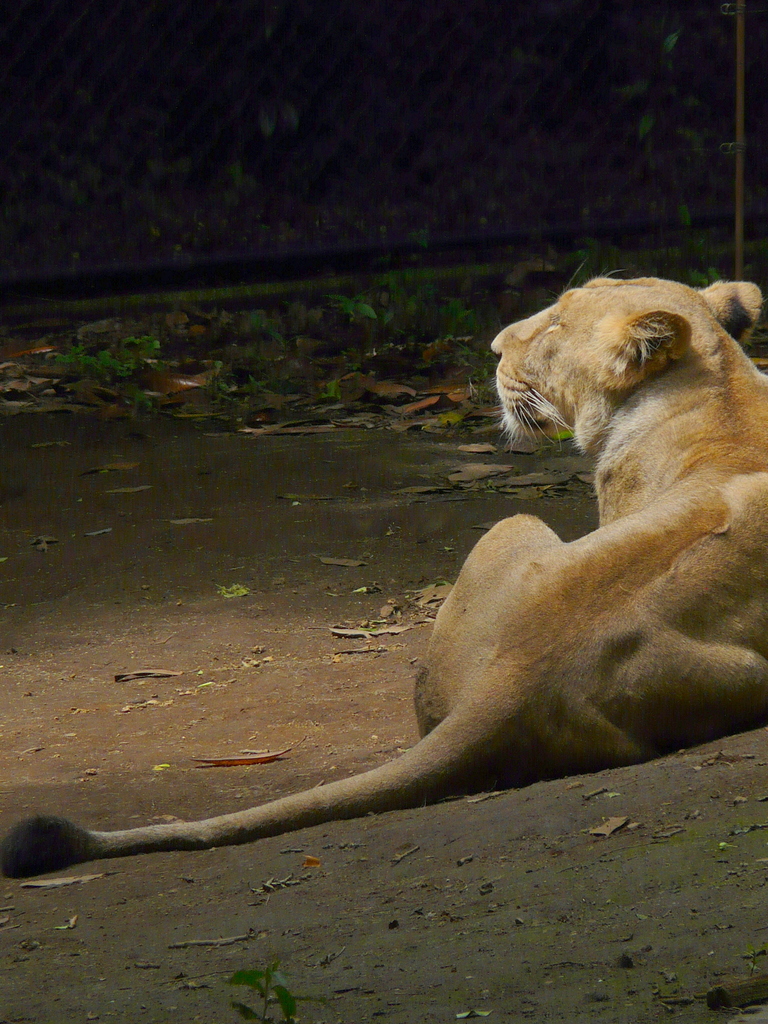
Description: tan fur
xmin=4 ymin=276 xmax=768 ymax=876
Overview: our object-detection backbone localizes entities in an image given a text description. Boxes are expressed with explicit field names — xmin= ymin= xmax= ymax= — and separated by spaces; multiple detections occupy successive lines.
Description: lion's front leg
xmin=415 ymin=514 xmax=563 ymax=736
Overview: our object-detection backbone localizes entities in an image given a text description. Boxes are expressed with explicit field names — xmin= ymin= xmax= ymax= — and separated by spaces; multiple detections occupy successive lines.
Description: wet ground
xmin=1 ymin=413 xmax=768 ymax=1024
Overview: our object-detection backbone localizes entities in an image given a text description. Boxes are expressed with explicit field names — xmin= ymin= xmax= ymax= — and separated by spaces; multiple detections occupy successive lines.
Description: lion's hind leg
xmin=416 ymin=515 xmax=564 ymax=736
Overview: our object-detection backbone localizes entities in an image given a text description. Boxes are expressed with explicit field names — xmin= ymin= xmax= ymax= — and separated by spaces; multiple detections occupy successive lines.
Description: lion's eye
xmin=544 ymin=316 xmax=562 ymax=333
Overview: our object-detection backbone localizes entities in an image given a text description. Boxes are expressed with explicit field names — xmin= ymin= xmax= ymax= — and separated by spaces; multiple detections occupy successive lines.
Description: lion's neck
xmin=591 ymin=367 xmax=768 ymax=524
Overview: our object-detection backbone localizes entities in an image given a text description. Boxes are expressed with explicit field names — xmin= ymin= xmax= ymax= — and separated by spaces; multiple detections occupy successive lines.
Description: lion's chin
xmin=500 ymin=407 xmax=561 ymax=444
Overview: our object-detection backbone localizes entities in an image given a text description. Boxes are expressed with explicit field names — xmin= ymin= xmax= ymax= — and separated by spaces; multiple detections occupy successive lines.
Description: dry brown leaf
xmin=414 ymin=583 xmax=453 ymax=606
xmin=458 ymin=443 xmax=497 ymax=454
xmin=145 ymin=369 xmax=212 ymax=395
xmin=588 ymin=815 xmax=630 ymax=837
xmin=302 ymin=855 xmax=322 ymax=867
xmin=399 ymin=395 xmax=441 ymax=417
xmin=496 ymin=470 xmax=573 ymax=487
xmin=1 ymin=343 xmax=57 ymax=358
xmin=365 ymin=380 xmax=417 ymax=398
xmin=165 ymin=311 xmax=189 ymax=331
xmin=318 ymin=556 xmax=366 ymax=567
xmin=120 ymin=698 xmax=174 ymax=712
xmin=104 ymin=485 xmax=152 ymax=494
xmin=81 ymin=461 xmax=139 ymax=475
xmin=240 ymin=423 xmax=336 ymax=436
xmin=114 ymin=669 xmax=184 ymax=682
xmin=30 ymin=535 xmax=58 ymax=551
xmin=330 ymin=624 xmax=413 ymax=638
xmin=20 ymin=874 xmax=105 ymax=888
xmin=192 ymin=747 xmax=291 ymax=767
xmin=447 ymin=463 xmax=514 ymax=483
xmin=396 ymin=484 xmax=452 ymax=494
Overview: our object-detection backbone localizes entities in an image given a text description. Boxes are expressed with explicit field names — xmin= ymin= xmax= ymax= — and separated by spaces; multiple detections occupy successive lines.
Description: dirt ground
xmin=2 ymin=413 xmax=768 ymax=1024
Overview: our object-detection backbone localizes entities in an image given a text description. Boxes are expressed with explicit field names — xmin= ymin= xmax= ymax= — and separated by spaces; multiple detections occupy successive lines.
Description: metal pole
xmin=735 ymin=2 xmax=745 ymax=279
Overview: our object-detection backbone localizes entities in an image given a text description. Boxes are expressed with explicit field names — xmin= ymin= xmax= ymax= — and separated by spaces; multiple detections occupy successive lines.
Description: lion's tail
xmin=1 ymin=709 xmax=495 ymax=878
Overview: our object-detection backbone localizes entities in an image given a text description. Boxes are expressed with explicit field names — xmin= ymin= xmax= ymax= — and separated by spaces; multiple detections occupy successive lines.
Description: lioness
xmin=4 ymin=276 xmax=768 ymax=878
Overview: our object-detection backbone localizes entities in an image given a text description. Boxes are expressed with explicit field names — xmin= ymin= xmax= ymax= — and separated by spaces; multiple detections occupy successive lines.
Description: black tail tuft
xmin=1 ymin=816 xmax=91 ymax=878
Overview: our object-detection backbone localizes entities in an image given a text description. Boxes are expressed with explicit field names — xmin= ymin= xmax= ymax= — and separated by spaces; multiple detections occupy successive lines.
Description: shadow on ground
xmin=0 ymin=414 xmax=766 ymax=1023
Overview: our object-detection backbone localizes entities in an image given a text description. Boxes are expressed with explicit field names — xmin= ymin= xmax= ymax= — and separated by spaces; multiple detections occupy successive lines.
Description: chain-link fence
xmin=0 ymin=0 xmax=764 ymax=282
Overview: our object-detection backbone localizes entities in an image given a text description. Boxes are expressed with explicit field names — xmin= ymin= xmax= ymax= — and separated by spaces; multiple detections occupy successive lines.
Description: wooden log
xmin=706 ymin=972 xmax=768 ymax=1009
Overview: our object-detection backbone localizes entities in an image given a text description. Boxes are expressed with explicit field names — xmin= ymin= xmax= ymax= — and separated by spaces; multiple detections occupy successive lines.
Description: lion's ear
xmin=700 ymin=281 xmax=763 ymax=342
xmin=607 ymin=309 xmax=691 ymax=388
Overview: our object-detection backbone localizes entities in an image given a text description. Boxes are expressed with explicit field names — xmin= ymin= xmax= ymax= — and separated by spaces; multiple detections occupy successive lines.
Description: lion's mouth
xmin=496 ymin=372 xmax=570 ymax=438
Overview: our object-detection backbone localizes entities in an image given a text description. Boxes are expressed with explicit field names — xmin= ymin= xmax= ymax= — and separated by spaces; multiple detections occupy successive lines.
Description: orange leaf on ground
xmin=365 ymin=380 xmax=417 ymax=398
xmin=2 ymin=344 xmax=58 ymax=358
xmin=146 ymin=369 xmax=211 ymax=395
xmin=192 ymin=746 xmax=292 ymax=767
xmin=399 ymin=395 xmax=441 ymax=417
xmin=303 ymin=855 xmax=321 ymax=867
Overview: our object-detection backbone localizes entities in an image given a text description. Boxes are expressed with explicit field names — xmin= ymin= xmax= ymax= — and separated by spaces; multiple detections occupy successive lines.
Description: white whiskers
xmin=497 ymin=380 xmax=570 ymax=444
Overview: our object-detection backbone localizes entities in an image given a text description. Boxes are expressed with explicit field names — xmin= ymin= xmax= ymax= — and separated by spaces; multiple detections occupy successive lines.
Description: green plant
xmin=56 ymin=335 xmax=161 ymax=383
xmin=229 ymin=962 xmax=319 ymax=1022
xmin=742 ymin=943 xmax=767 ymax=975
xmin=249 ymin=310 xmax=285 ymax=347
xmin=327 ymin=292 xmax=379 ymax=361
xmin=438 ymin=297 xmax=479 ymax=337
xmin=319 ymin=378 xmax=342 ymax=401
xmin=205 ymin=360 xmax=233 ymax=403
xmin=327 ymin=293 xmax=377 ymax=324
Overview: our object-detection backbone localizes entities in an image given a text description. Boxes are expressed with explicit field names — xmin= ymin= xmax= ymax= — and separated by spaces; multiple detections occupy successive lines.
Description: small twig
xmin=391 ymin=845 xmax=420 ymax=865
xmin=334 ymin=645 xmax=388 ymax=655
xmin=168 ymin=930 xmax=254 ymax=949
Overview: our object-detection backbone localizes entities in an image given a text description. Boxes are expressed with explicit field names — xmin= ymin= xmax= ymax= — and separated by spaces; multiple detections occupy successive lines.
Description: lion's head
xmin=492 ymin=277 xmax=763 ymax=453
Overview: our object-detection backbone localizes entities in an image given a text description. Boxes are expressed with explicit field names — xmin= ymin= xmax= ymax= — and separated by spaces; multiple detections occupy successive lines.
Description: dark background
xmin=0 ymin=0 xmax=764 ymax=283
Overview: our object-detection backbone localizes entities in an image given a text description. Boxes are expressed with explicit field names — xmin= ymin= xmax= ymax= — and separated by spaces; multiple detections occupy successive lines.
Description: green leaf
xmin=678 ymin=204 xmax=691 ymax=227
xmin=663 ymin=29 xmax=681 ymax=53
xmin=638 ymin=114 xmax=655 ymax=141
xmin=231 ymin=1000 xmax=263 ymax=1019
xmin=230 ymin=970 xmax=267 ymax=991
xmin=356 ymin=303 xmax=377 ymax=320
xmin=274 ymin=984 xmax=297 ymax=1019
xmin=270 ymin=969 xmax=288 ymax=989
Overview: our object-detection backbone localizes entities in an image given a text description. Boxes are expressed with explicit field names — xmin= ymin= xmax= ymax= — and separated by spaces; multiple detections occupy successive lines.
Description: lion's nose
xmin=490 ymin=331 xmax=506 ymax=356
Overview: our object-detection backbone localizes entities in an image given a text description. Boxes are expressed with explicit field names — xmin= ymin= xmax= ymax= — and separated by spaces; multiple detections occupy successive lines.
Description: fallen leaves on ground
xmin=120 ymin=698 xmax=174 ymax=712
xmin=413 ymin=582 xmax=453 ymax=608
xmin=54 ymin=915 xmax=78 ymax=930
xmin=81 ymin=461 xmax=139 ymax=475
xmin=458 ymin=442 xmax=497 ymax=454
xmin=104 ymin=484 xmax=152 ymax=494
xmin=20 ymin=874 xmax=105 ymax=889
xmin=192 ymin=747 xmax=292 ymax=767
xmin=318 ymin=556 xmax=367 ymax=567
xmin=0 ymin=327 xmax=504 ymax=440
xmin=216 ymin=583 xmax=250 ymax=598
xmin=330 ymin=624 xmax=413 ymax=638
xmin=30 ymin=535 xmax=58 ymax=551
xmin=447 ymin=463 xmax=514 ymax=483
xmin=588 ymin=815 xmax=630 ymax=837
xmin=114 ymin=669 xmax=184 ymax=681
